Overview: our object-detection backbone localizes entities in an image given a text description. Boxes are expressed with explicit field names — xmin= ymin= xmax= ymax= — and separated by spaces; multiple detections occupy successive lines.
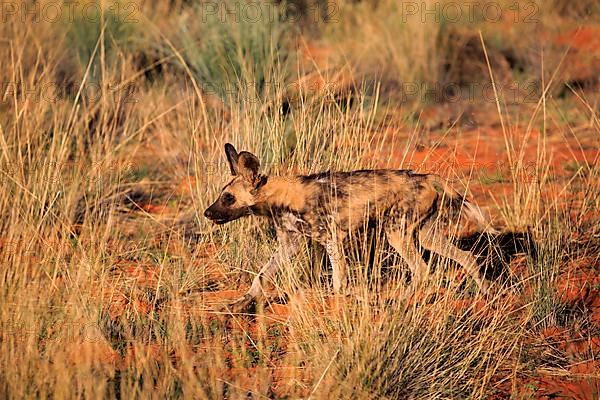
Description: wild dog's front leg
xmin=325 ymin=231 xmax=347 ymax=294
xmin=226 ymin=229 xmax=300 ymax=313
xmin=248 ymin=232 xmax=300 ymax=298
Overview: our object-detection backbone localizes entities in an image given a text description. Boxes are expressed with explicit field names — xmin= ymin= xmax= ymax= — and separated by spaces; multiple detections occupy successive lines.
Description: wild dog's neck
xmin=253 ymin=175 xmax=309 ymax=215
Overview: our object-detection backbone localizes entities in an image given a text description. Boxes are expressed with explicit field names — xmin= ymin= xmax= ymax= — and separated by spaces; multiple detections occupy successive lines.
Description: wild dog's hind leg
xmin=418 ymin=220 xmax=489 ymax=294
xmin=225 ymin=229 xmax=300 ymax=313
xmin=384 ymin=216 xmax=429 ymax=286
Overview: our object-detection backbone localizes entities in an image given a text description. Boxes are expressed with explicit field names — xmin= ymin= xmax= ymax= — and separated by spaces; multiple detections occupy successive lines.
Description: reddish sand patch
xmin=271 ymin=364 xmax=313 ymax=399
xmin=124 ymin=343 xmax=163 ymax=366
xmin=522 ymin=376 xmax=600 ymax=400
xmin=141 ymin=203 xmax=173 ymax=215
xmin=447 ymin=299 xmax=489 ymax=314
xmin=569 ymin=360 xmax=600 ymax=375
xmin=176 ymin=175 xmax=199 ymax=196
xmin=287 ymin=290 xmax=349 ymax=317
xmin=64 ymin=340 xmax=121 ymax=368
xmin=265 ymin=303 xmax=291 ymax=322
xmin=113 ymin=260 xmax=160 ymax=287
xmin=199 ymin=289 xmax=248 ymax=308
xmin=556 ymin=26 xmax=600 ymax=53
xmin=555 ymin=270 xmax=600 ymax=306
xmin=376 ymin=126 xmax=598 ymax=186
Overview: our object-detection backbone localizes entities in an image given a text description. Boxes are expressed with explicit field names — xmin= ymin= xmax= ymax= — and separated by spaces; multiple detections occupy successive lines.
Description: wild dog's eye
xmin=221 ymin=192 xmax=235 ymax=206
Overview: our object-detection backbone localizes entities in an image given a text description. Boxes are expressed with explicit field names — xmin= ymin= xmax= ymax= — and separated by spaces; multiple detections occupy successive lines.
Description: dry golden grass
xmin=0 ymin=1 xmax=598 ymax=399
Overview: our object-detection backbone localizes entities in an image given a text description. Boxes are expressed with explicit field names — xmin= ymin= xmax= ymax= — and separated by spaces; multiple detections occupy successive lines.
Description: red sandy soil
xmin=555 ymin=26 xmax=600 ymax=83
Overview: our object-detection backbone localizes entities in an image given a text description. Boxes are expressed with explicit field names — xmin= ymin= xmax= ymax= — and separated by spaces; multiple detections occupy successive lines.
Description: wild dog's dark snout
xmin=203 ymin=201 xmax=249 ymax=224
xmin=203 ymin=204 xmax=226 ymax=223
xmin=204 ymin=203 xmax=225 ymax=222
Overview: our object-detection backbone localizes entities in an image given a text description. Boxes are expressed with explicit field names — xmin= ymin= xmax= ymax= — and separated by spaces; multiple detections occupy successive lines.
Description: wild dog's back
xmin=298 ymin=169 xmax=441 ymax=232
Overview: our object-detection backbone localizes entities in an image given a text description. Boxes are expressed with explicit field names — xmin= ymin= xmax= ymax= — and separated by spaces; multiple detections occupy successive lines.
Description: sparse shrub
xmin=169 ymin=0 xmax=296 ymax=104
xmin=64 ymin=1 xmax=138 ymax=78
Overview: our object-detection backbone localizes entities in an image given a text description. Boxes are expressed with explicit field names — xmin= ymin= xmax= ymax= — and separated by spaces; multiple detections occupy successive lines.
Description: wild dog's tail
xmin=427 ymin=174 xmax=498 ymax=234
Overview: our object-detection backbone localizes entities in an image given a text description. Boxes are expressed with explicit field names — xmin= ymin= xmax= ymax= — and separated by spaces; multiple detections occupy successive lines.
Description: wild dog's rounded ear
xmin=224 ymin=143 xmax=239 ymax=175
xmin=237 ymin=151 xmax=260 ymax=183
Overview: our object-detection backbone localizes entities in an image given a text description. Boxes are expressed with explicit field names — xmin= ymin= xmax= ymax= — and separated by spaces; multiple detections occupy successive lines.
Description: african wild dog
xmin=204 ymin=143 xmax=495 ymax=312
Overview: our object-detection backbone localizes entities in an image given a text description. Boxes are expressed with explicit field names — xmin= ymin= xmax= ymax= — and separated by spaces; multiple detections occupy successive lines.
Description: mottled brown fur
xmin=204 ymin=144 xmax=494 ymax=312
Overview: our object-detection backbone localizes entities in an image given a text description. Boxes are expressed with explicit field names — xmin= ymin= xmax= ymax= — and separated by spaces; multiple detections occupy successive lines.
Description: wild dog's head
xmin=204 ymin=143 xmax=265 ymax=224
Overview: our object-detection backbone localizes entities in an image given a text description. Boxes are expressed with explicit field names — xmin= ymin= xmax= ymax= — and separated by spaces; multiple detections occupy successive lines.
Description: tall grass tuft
xmin=171 ymin=0 xmax=296 ymax=105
